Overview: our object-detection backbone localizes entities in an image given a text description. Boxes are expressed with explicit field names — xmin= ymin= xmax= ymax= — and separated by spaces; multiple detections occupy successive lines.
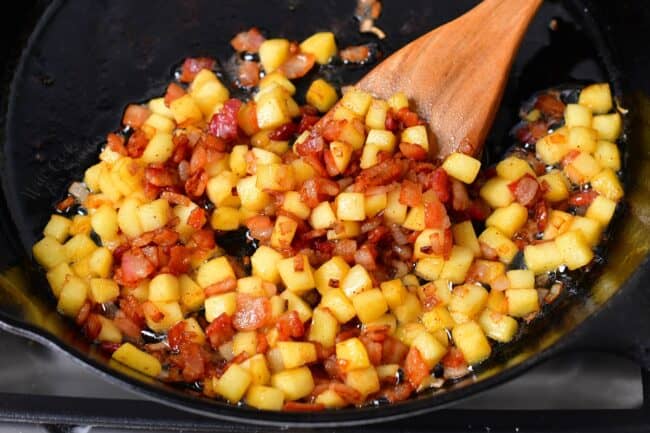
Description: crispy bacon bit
xmin=429 ymin=228 xmax=453 ymax=259
xmin=279 ymin=53 xmax=316 ymax=79
xmin=277 ymin=311 xmax=304 ymax=340
xmin=451 ymin=179 xmax=470 ymax=211
xmin=164 ymin=82 xmax=186 ymax=106
xmin=119 ymin=249 xmax=155 ymax=285
xmin=233 ymin=294 xmax=271 ymax=331
xmin=107 ymin=132 xmax=127 ymax=155
xmin=424 ymin=199 xmax=450 ymax=229
xmin=356 ymin=158 xmax=405 ymax=191
xmin=145 ymin=166 xmax=177 ymax=187
xmin=184 ymin=170 xmax=208 ymax=197
xmin=230 ymin=28 xmax=265 ymax=53
xmin=188 ymin=207 xmax=207 ymax=229
xmin=113 ymin=311 xmax=143 ymax=341
xmin=333 ymin=239 xmax=357 ymax=263
xmin=142 ymin=300 xmax=164 ymax=322
xmin=399 ymin=180 xmax=423 ymax=207
xmin=515 ymin=120 xmax=549 ymax=144
xmin=283 ymin=402 xmax=325 ymax=412
xmin=328 ymin=278 xmax=340 ymax=288
xmin=205 ymin=313 xmax=235 ymax=349
xmin=126 ymin=129 xmax=149 ymax=158
xmin=379 ymin=382 xmax=414 ymax=403
xmin=399 ymin=142 xmax=427 ymax=160
xmin=56 ymin=196 xmax=75 ymax=212
xmin=167 ymin=245 xmax=191 ymax=275
xmin=340 ymin=45 xmax=371 ymax=64
xmin=568 ymin=190 xmax=599 ymax=206
xmin=298 ymin=113 xmax=320 ymax=133
xmin=535 ymin=200 xmax=549 ymax=231
xmin=382 ymin=336 xmax=409 ymax=365
xmin=404 ymin=347 xmax=429 ymax=388
xmin=246 ymin=215 xmax=273 ymax=241
xmin=534 ymin=93 xmax=566 ymax=119
xmin=204 ymin=277 xmax=237 ymax=297
xmin=122 ymin=104 xmax=151 ymax=129
xmin=237 ymin=60 xmax=260 ymax=87
xmin=179 ymin=57 xmax=216 ymax=83
xmin=118 ymin=296 xmax=145 ymax=328
xmin=208 ymin=98 xmax=242 ymax=141
xmin=354 ymin=244 xmax=377 ymax=270
xmin=75 ymin=302 xmax=92 ymax=326
xmin=269 ymin=122 xmax=298 ymax=141
xmin=508 ymin=174 xmax=541 ymax=207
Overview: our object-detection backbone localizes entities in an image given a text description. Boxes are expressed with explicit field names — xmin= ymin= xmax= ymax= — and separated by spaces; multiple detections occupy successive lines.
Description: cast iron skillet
xmin=1 ymin=0 xmax=650 ymax=427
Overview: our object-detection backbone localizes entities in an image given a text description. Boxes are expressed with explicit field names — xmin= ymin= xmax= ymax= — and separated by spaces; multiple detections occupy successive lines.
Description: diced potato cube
xmin=257 ymin=163 xmax=295 ymax=192
xmin=236 ymin=276 xmax=265 ymax=297
xmin=392 ymin=292 xmax=422 ymax=324
xmin=360 ymin=144 xmax=381 ymax=169
xmin=539 ymin=170 xmax=570 ymax=202
xmin=43 ymin=215 xmax=71 ymax=243
xmin=309 ymin=201 xmax=337 ymax=229
xmin=148 ymin=97 xmax=174 ymax=119
xmin=320 ymin=289 xmax=356 ymax=323
xmin=523 ymin=242 xmax=563 ymax=274
xmin=569 ymin=216 xmax=602 ymax=246
xmin=117 ymin=195 xmax=144 ymax=238
xmin=564 ymin=104 xmax=593 ymax=128
xmin=229 ymin=144 xmax=249 ymax=178
xmin=137 ymin=199 xmax=170 ymax=232
xmin=486 ymin=203 xmax=528 ymax=238
xmin=205 ymin=292 xmax=237 ymax=322
xmin=281 ymin=290 xmax=313 ymax=322
xmin=345 ymin=367 xmax=380 ymax=397
xmin=278 ymin=255 xmax=316 ymax=294
xmin=542 ymin=209 xmax=574 ymax=241
xmin=380 ymin=279 xmax=407 ymax=310
xmin=480 ymin=177 xmax=514 ymax=208
xmin=401 ymin=125 xmax=429 ymax=151
xmin=440 ymin=246 xmax=475 ymax=283
xmin=336 ymin=192 xmax=365 ymax=221
xmin=365 ymin=192 xmax=387 ymax=218
xmin=412 ymin=331 xmax=447 ymax=368
xmin=207 ymin=171 xmax=240 ymax=207
xmin=233 ymin=331 xmax=259 ymax=357
xmin=46 ymin=263 xmax=73 ymax=298
xmin=57 ymin=276 xmax=88 ymax=317
xmin=555 ymin=230 xmax=594 ymax=270
xmin=145 ymin=301 xmax=184 ymax=333
xmin=593 ymin=140 xmax=621 ymax=171
xmin=210 ymin=206 xmax=240 ymax=231
xmin=91 ymin=205 xmax=118 ymax=241
xmin=251 ymin=246 xmax=283 ymax=284
xmin=579 ymin=83 xmax=613 ymax=114
xmin=487 ymin=289 xmax=508 ymax=314
xmin=395 ymin=322 xmax=427 ymax=346
xmin=441 ymin=153 xmax=481 ymax=184
xmin=341 ymin=264 xmax=372 ymax=297
xmin=191 ymin=80 xmax=230 ymax=117
xmin=300 ymin=32 xmax=337 ymax=64
xmin=568 ymin=126 xmax=598 ymax=153
xmin=328 ymin=140 xmax=353 ymax=174
xmin=181 ymin=318 xmax=206 ymax=345
xmin=340 ymin=89 xmax=373 ymax=117
xmin=592 ymin=113 xmax=622 ymax=141
xmin=282 ymin=191 xmax=311 ymax=219
xmin=179 ymin=275 xmax=205 ymax=312
xmin=315 ymin=389 xmax=346 ymax=409
xmin=64 ymin=234 xmax=98 ymax=263
xmin=478 ymin=309 xmax=518 ymax=343
xmin=448 ymin=284 xmax=488 ymax=318
xmin=352 ymin=289 xmax=388 ymax=323
xmin=451 ymin=221 xmax=480 ymax=257
xmin=506 ymin=270 xmax=534 ymax=290
xmin=214 ymin=364 xmax=252 ymax=403
xmin=327 ymin=221 xmax=360 ymax=240
xmin=420 ymin=279 xmax=452 ymax=306
xmin=237 ymin=176 xmax=271 ymax=211
xmin=259 ymin=71 xmax=296 ymax=95
xmin=277 ymin=341 xmax=317 ymax=369
xmin=387 ymin=92 xmax=409 ymax=111
xmin=590 ymin=168 xmax=623 ymax=201
xmin=271 ymin=367 xmax=314 ymax=400
xmin=306 ymin=79 xmax=338 ymax=112
xmin=366 ymin=129 xmax=396 ymax=152
xmin=421 ymin=306 xmax=455 ymax=333
xmin=308 ymin=307 xmax=340 ymax=348
xmin=363 ymin=313 xmax=397 ymax=335
xmin=586 ymin=195 xmax=617 ymax=226
xmin=33 ymin=236 xmax=67 ymax=269
xmin=564 ymin=152 xmax=601 ymax=184
xmin=245 ymin=385 xmax=284 ymax=411
xmin=148 ymin=273 xmax=180 ymax=302
xmin=96 ymin=316 xmax=122 ymax=343
xmin=496 ymin=156 xmax=535 ymax=181
xmin=270 ymin=215 xmax=298 ymax=249
xmin=414 ymin=257 xmax=445 ymax=281
xmin=413 ymin=229 xmax=444 ymax=260
xmin=314 ymin=256 xmax=350 ymax=295
xmin=402 ymin=206 xmax=425 ymax=231
xmin=336 ymin=337 xmax=370 ymax=371
xmin=256 ymin=93 xmax=290 ymax=130
xmin=478 ymin=227 xmax=518 ymax=264
xmin=452 ymin=321 xmax=491 ymax=364
xmin=141 ymin=132 xmax=172 ymax=164
xmin=143 ymin=112 xmax=175 ymax=134
xmin=259 ymin=38 xmax=290 ymax=73
xmin=112 ymin=342 xmax=161 ymax=377
xmin=89 ymin=278 xmax=120 ymax=303
xmin=365 ymin=99 xmax=389 ymax=130
xmin=240 ymin=353 xmax=271 ymax=386
xmin=505 ymin=289 xmax=540 ymax=317
xmin=384 ymin=188 xmax=407 ymax=224
xmin=197 ymin=256 xmax=235 ymax=288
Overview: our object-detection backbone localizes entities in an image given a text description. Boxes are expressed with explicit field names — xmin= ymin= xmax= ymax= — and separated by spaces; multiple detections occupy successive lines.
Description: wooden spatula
xmin=355 ymin=0 xmax=542 ymax=159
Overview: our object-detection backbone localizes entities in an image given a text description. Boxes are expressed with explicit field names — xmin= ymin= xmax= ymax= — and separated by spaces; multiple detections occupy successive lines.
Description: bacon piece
xmin=167 ymin=245 xmax=191 ymax=275
xmin=399 ymin=180 xmax=422 ymax=207
xmin=230 ymin=28 xmax=266 ymax=53
xmin=508 ymin=174 xmax=541 ymax=207
xmin=205 ymin=313 xmax=235 ymax=349
xmin=237 ymin=60 xmax=260 ymax=87
xmin=277 ymin=311 xmax=305 ymax=340
xmin=164 ymin=82 xmax=186 ymax=106
xmin=179 ymin=57 xmax=216 ymax=83
xmin=404 ymin=347 xmax=429 ymax=388
xmin=204 ymin=277 xmax=237 ymax=297
xmin=232 ymin=294 xmax=271 ymax=331
xmin=184 ymin=170 xmax=208 ymax=197
xmin=208 ymin=98 xmax=242 ymax=141
xmin=382 ymin=336 xmax=409 ymax=365
xmin=340 ymin=45 xmax=371 ymax=63
xmin=534 ymin=93 xmax=565 ymax=119
xmin=378 ymin=382 xmax=414 ymax=403
xmin=107 ymin=133 xmax=127 ymax=155
xmin=399 ymin=142 xmax=427 ymax=160
xmin=145 ymin=166 xmax=177 ymax=187
xmin=122 ymin=104 xmax=151 ymax=129
xmin=283 ymin=402 xmax=325 ymax=412
xmin=355 ymin=159 xmax=405 ymax=191
xmin=246 ymin=215 xmax=273 ymax=241
xmin=126 ymin=129 xmax=149 ymax=158
xmin=187 ymin=207 xmax=207 ymax=230
xmin=269 ymin=122 xmax=298 ymax=141
xmin=568 ymin=190 xmax=599 ymax=206
xmin=119 ymin=248 xmax=155 ymax=285
xmin=279 ymin=53 xmax=316 ymax=79
xmin=424 ymin=199 xmax=450 ymax=229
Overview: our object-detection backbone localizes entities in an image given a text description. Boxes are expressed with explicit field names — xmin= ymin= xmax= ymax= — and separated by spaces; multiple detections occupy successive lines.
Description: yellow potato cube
xmin=523 ymin=242 xmax=563 ymax=274
xmin=256 ymin=93 xmax=290 ymax=130
xmin=271 ymin=367 xmax=314 ymax=400
xmin=308 ymin=307 xmax=340 ymax=348
xmin=233 ymin=331 xmax=260 ymax=357
xmin=33 ymin=236 xmax=67 ymax=269
xmin=179 ymin=275 xmax=204 ymax=312
xmin=43 ymin=215 xmax=71 ymax=243
xmin=112 ymin=343 xmax=161 ymax=377
xmin=478 ymin=309 xmax=518 ymax=343
xmin=496 ymin=156 xmax=535 ymax=180
xmin=569 ymin=216 xmax=602 ymax=246
xmin=300 ymin=32 xmax=337 ymax=64
xmin=259 ymin=38 xmax=290 ymax=73
xmin=352 ymin=289 xmax=388 ymax=323
xmin=363 ymin=313 xmax=397 ymax=335
xmin=539 ymin=170 xmax=570 ymax=202
xmin=137 ymin=199 xmax=170 ymax=232
xmin=448 ymin=284 xmax=489 ymax=318
xmin=486 ymin=203 xmax=528 ymax=238
xmin=281 ymin=290 xmax=313 ymax=322
xmin=309 ymin=201 xmax=337 ymax=229
xmin=214 ymin=364 xmax=252 ymax=403
xmin=205 ymin=292 xmax=237 ymax=322
xmin=148 ymin=97 xmax=174 ymax=118
xmin=568 ymin=126 xmax=598 ymax=153
xmin=236 ymin=276 xmax=265 ymax=297
xmin=96 ymin=316 xmax=122 ymax=343
xmin=328 ymin=140 xmax=353 ymax=174
xmin=240 ymin=353 xmax=271 ymax=385
xmin=270 ymin=215 xmax=298 ymax=249
xmin=345 ymin=367 xmax=380 ymax=398
xmin=336 ymin=192 xmax=365 ymax=221
xmin=191 ymin=80 xmax=230 ymax=117
xmin=148 ymin=274 xmax=180 ymax=302
xmin=380 ymin=279 xmax=407 ymax=310
xmin=282 ymin=191 xmax=311 ymax=220
xmin=451 ymin=221 xmax=480 ymax=257
xmin=237 ymin=176 xmax=271 ymax=211
xmin=341 ymin=264 xmax=372 ymax=297
xmin=564 ymin=104 xmax=593 ymax=127
xmin=340 ymin=89 xmax=373 ymax=117
xmin=478 ymin=227 xmax=518 ymax=264
xmin=229 ymin=145 xmax=249 ymax=177
xmin=387 ymin=92 xmax=409 ymax=111
xmin=327 ymin=220 xmax=360 ymax=240
xmin=315 ymin=389 xmax=347 ymax=409
xmin=421 ymin=306 xmax=455 ymax=333
xmin=64 ymin=234 xmax=97 ymax=263
xmin=117 ymin=195 xmax=143 ymax=238
xmin=401 ymin=205 xmax=425 ymax=231
xmin=564 ymin=152 xmax=601 ymax=184
xmin=506 ymin=269 xmax=534 ymax=290
xmin=401 ymin=125 xmax=430 ymax=151
xmin=579 ymin=83 xmax=613 ymax=114
xmin=207 ymin=171 xmax=240 ymax=207
xmin=197 ymin=256 xmax=235 ymax=288
xmin=306 ymin=78 xmax=338 ymax=112
xmin=91 ymin=205 xmax=119 ymax=241
xmin=414 ymin=257 xmax=445 ymax=281
xmin=46 ymin=263 xmax=73 ymax=298
xmin=366 ymin=129 xmax=396 ymax=152
xmin=277 ymin=341 xmax=317 ymax=369
xmin=413 ymin=229 xmax=444 ymax=260
xmin=452 ymin=321 xmax=492 ymax=364
xmin=590 ymin=168 xmax=623 ymax=201
xmin=89 ymin=278 xmax=120 ymax=304
xmin=259 ymin=71 xmax=296 ymax=94
xmin=384 ymin=188 xmax=407 ymax=224
xmin=360 ymin=144 xmax=381 ymax=169
xmin=555 ymin=230 xmax=594 ymax=270
xmin=592 ymin=113 xmax=622 ymax=141
xmin=278 ymin=255 xmax=316 ymax=294
xmin=586 ymin=195 xmax=617 ymax=226
xmin=365 ymin=99 xmax=389 ymax=130
xmin=210 ymin=207 xmax=240 ymax=231
xmin=395 ymin=322 xmax=427 ymax=346
xmin=593 ymin=140 xmax=621 ymax=171
xmin=505 ymin=288 xmax=540 ymax=317
xmin=257 ymin=163 xmax=295 ymax=192
xmin=57 ymin=276 xmax=88 ymax=317
xmin=441 ymin=153 xmax=481 ymax=184
xmin=480 ymin=177 xmax=514 ymax=208
xmin=542 ymin=210 xmax=574 ymax=241
xmin=412 ymin=331 xmax=447 ymax=368
xmin=141 ymin=132 xmax=174 ymax=165
xmin=144 ymin=302 xmax=183 ymax=333
xmin=245 ymin=385 xmax=284 ymax=411
xmin=392 ymin=292 xmax=422 ymax=324
xmin=336 ymin=337 xmax=370 ymax=371
xmin=320 ymin=289 xmax=356 ymax=323
xmin=314 ymin=256 xmax=350 ymax=295
xmin=440 ymin=246 xmax=475 ymax=283
xmin=251 ymin=246 xmax=283 ymax=284
xmin=365 ymin=192 xmax=387 ymax=218
xmin=487 ymin=289 xmax=508 ymax=314
xmin=143 ymin=112 xmax=175 ymax=134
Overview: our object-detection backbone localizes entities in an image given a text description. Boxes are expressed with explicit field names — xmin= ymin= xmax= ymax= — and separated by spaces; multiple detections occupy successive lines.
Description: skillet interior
xmin=1 ymin=0 xmax=649 ymax=427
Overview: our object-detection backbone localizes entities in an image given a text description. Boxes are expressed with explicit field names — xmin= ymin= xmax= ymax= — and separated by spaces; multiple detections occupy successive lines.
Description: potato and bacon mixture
xmin=31 ymin=26 xmax=624 ymax=411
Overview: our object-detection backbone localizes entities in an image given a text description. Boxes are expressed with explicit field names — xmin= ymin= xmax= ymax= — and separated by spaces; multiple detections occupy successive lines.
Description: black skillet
xmin=1 ymin=0 xmax=650 ymax=428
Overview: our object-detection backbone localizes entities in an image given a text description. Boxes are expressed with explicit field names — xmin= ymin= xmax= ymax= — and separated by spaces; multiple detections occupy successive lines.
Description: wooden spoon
xmin=354 ymin=0 xmax=543 ymax=159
